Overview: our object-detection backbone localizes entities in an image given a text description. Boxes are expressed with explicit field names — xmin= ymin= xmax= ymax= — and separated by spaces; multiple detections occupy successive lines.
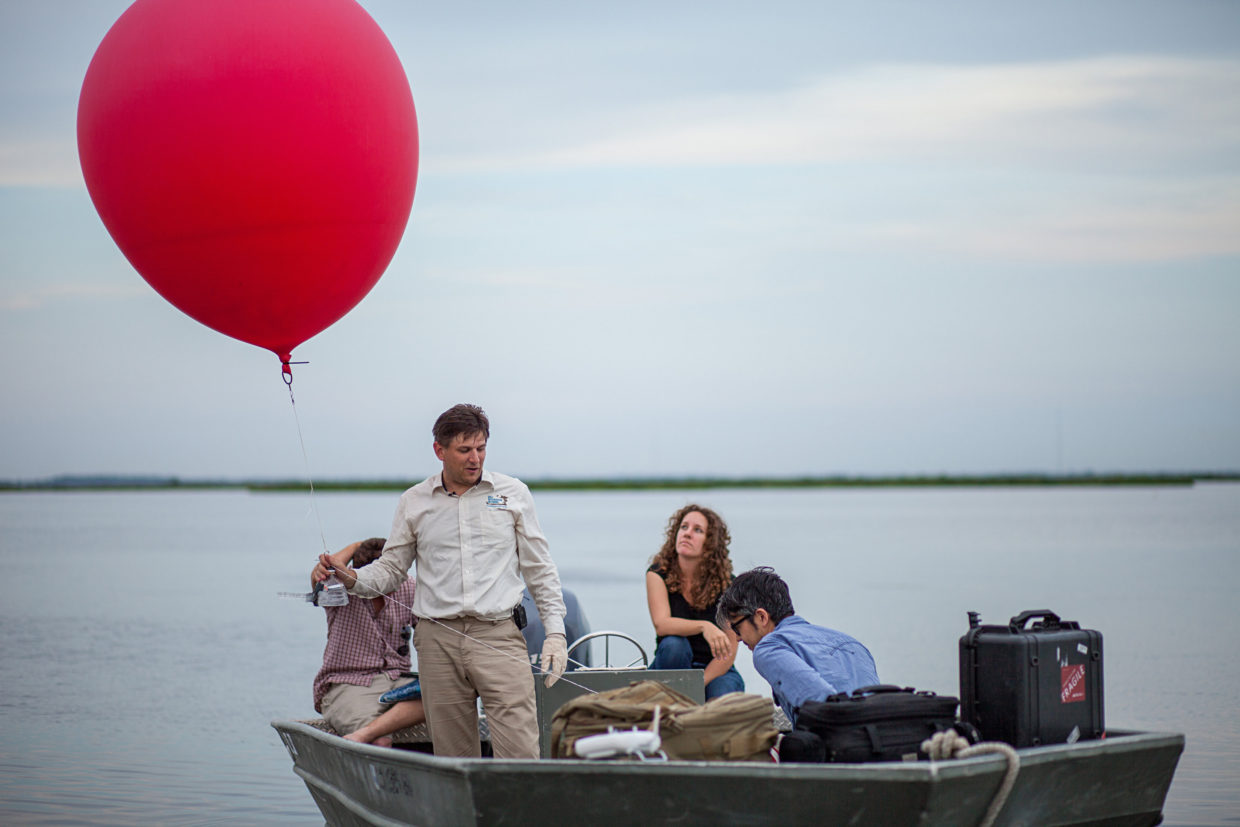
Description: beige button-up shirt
xmin=351 ymin=470 xmax=566 ymax=637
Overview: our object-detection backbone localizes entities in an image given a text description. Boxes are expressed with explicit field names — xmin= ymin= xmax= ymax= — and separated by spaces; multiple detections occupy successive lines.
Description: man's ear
xmin=432 ymin=441 xmax=445 ymax=461
xmin=753 ymin=607 xmax=771 ymax=630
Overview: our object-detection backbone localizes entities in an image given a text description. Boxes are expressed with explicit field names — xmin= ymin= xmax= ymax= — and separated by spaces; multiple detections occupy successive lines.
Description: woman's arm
xmin=702 ymin=629 xmax=740 ymax=684
xmin=645 ymin=571 xmax=730 ymax=657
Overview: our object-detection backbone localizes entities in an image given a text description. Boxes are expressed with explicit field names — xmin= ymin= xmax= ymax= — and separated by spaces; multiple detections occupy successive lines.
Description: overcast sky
xmin=2 ymin=1 xmax=1238 ymax=481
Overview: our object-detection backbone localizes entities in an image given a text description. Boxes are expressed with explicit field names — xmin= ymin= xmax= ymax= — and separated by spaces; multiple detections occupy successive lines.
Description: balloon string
xmin=285 ymin=370 xmax=330 ymax=555
xmin=283 ymin=363 xmax=597 ymax=697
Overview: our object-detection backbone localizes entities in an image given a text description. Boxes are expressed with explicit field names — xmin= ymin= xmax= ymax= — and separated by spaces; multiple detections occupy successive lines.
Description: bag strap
xmin=864 ymin=723 xmax=883 ymax=755
xmin=852 ymin=684 xmax=910 ymax=696
xmin=827 ymin=684 xmax=912 ymax=701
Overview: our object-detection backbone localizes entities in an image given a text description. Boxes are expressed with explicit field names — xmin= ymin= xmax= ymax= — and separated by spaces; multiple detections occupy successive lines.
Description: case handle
xmin=825 ymin=684 xmax=909 ymax=702
xmin=851 ymin=684 xmax=911 ymax=696
xmin=1009 ymin=609 xmax=1061 ymax=632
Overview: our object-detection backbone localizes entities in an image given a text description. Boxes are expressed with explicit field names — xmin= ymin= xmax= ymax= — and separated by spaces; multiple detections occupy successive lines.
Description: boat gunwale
xmin=272 ymin=719 xmax=1184 ymax=782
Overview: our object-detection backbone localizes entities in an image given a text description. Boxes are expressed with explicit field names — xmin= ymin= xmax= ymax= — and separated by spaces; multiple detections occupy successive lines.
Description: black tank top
xmin=648 ymin=564 xmax=719 ymax=665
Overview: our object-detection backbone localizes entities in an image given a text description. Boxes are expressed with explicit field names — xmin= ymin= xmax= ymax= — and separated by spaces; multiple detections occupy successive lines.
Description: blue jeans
xmin=651 ymin=635 xmax=745 ymax=701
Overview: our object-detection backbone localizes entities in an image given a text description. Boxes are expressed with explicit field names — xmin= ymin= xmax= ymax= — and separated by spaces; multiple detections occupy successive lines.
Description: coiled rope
xmin=921 ymin=730 xmax=1021 ymax=827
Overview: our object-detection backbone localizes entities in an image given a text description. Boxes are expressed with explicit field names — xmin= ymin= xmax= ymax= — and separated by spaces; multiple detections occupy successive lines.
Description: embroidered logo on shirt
xmin=486 ymin=494 xmax=509 ymax=509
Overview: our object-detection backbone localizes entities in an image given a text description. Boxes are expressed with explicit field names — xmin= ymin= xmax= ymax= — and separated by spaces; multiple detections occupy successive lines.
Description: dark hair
xmin=716 ymin=566 xmax=795 ymax=627
xmin=352 ymin=537 xmax=387 ymax=569
xmin=649 ymin=504 xmax=734 ymax=610
xmin=432 ymin=404 xmax=489 ymax=447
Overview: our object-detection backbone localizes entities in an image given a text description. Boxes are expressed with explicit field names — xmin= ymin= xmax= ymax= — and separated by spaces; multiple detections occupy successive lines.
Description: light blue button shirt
xmin=753 ymin=614 xmax=880 ymax=725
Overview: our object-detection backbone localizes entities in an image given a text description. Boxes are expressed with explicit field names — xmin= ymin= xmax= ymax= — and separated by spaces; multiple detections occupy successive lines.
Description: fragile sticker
xmin=1061 ymin=664 xmax=1086 ymax=703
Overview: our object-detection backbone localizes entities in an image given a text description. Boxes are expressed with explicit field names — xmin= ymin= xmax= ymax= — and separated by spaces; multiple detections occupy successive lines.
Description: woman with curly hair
xmin=645 ymin=504 xmax=745 ymax=699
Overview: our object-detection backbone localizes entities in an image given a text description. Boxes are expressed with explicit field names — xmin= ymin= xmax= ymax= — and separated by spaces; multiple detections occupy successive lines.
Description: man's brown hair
xmin=432 ymin=403 xmax=490 ymax=447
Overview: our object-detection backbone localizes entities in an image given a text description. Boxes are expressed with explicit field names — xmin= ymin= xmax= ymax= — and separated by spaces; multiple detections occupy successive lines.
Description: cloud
xmin=432 ymin=56 xmax=1240 ymax=173
xmin=12 ymin=54 xmax=1237 ymax=186
xmin=419 ymin=55 xmax=1240 ymax=264
xmin=843 ymin=177 xmax=1240 ymax=263
xmin=0 ymin=281 xmax=143 ymax=311
xmin=0 ymin=139 xmax=83 ymax=188
xmin=8 ymin=53 xmax=1237 ymax=266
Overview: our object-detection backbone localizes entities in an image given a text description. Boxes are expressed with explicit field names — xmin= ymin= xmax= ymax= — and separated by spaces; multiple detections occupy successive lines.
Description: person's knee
xmin=323 ymin=694 xmax=377 ymax=735
xmin=395 ymin=699 xmax=427 ymax=725
xmin=704 ymin=669 xmax=746 ymax=700
xmin=651 ymin=636 xmax=693 ymax=669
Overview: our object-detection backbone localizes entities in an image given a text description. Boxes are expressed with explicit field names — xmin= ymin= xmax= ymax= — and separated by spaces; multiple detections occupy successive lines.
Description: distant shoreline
xmin=3 ymin=472 xmax=1238 ymax=493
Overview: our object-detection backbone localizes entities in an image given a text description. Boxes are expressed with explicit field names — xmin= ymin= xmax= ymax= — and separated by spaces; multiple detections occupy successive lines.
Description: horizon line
xmin=4 ymin=470 xmax=1239 ymax=492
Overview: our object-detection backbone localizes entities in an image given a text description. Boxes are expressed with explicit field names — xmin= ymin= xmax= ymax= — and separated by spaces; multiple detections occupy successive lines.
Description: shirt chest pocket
xmin=477 ymin=502 xmax=516 ymax=550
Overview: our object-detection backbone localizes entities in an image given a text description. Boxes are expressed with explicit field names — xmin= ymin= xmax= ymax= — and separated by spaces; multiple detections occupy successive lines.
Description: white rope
xmin=342 ymin=573 xmax=600 ymax=696
xmin=921 ymin=730 xmax=1021 ymax=827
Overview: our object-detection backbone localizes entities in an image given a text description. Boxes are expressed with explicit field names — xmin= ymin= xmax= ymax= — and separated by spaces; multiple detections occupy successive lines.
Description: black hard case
xmin=959 ymin=609 xmax=1104 ymax=747
xmin=795 ymin=685 xmax=959 ymax=763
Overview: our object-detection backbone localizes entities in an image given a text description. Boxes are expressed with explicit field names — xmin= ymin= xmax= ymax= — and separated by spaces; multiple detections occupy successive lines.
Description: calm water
xmin=1 ymin=484 xmax=1237 ymax=825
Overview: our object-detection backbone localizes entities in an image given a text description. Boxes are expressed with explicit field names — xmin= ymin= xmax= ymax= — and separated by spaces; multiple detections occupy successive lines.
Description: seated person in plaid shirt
xmin=312 ymin=537 xmax=424 ymax=746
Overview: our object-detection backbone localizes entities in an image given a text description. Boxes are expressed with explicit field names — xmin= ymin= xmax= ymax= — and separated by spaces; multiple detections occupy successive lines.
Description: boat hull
xmin=272 ymin=721 xmax=1182 ymax=827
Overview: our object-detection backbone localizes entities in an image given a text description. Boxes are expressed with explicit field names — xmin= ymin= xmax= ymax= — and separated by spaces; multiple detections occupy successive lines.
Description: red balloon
xmin=77 ymin=0 xmax=418 ymax=365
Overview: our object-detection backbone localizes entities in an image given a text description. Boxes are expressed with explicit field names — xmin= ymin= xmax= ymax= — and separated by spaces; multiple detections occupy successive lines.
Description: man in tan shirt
xmin=316 ymin=404 xmax=567 ymax=758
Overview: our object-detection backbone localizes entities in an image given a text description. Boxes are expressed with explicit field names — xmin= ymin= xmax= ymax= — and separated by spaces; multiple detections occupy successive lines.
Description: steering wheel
xmin=566 ymin=630 xmax=649 ymax=670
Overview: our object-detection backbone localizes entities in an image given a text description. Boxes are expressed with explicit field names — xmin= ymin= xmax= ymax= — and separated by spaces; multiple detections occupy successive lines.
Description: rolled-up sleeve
xmin=350 ymin=491 xmax=419 ymax=598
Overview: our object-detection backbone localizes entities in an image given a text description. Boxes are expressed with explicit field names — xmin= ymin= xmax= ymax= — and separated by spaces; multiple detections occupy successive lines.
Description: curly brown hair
xmin=649 ymin=504 xmax=734 ymax=610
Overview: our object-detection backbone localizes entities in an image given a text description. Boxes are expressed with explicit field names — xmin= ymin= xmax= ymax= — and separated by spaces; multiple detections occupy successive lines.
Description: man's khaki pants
xmin=414 ymin=615 xmax=539 ymax=758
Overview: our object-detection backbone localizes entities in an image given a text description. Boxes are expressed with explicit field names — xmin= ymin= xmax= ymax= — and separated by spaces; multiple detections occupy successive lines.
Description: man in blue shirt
xmin=718 ymin=567 xmax=879 ymax=726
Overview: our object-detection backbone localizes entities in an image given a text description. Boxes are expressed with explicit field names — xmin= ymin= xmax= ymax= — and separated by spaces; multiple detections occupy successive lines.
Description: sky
xmin=1 ymin=0 xmax=1238 ymax=482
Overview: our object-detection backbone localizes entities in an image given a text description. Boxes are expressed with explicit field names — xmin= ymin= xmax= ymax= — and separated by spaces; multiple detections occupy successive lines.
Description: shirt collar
xmin=434 ymin=469 xmax=496 ymax=495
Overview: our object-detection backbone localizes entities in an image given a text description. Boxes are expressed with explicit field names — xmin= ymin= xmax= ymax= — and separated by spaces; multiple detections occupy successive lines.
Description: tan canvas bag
xmin=550 ymin=679 xmax=777 ymax=762
xmin=662 ymin=691 xmax=779 ymax=762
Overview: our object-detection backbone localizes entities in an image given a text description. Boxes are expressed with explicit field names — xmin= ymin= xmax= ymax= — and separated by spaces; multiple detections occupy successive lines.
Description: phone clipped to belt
xmin=511 ymin=602 xmax=528 ymax=630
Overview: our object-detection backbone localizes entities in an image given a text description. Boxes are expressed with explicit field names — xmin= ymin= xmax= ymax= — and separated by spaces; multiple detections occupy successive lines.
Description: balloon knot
xmin=281 ymin=357 xmax=308 ymax=386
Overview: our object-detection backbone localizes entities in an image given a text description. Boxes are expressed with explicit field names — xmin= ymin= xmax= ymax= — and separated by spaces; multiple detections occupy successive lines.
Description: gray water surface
xmin=1 ymin=485 xmax=1236 ymax=825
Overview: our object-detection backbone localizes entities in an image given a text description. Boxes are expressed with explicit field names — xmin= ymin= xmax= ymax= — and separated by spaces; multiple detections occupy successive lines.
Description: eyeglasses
xmin=729 ymin=614 xmax=752 ymax=636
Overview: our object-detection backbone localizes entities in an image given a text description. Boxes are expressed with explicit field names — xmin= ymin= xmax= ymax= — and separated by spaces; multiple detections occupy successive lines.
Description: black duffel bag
xmin=795 ymin=684 xmax=966 ymax=763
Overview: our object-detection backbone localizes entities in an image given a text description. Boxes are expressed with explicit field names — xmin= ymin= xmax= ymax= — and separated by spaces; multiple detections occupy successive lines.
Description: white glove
xmin=540 ymin=632 xmax=568 ymax=687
